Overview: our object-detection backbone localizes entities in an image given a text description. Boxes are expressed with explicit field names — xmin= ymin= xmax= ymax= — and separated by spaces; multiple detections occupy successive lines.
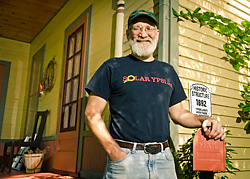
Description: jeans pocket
xmin=164 ymin=148 xmax=174 ymax=161
xmin=109 ymin=148 xmax=131 ymax=164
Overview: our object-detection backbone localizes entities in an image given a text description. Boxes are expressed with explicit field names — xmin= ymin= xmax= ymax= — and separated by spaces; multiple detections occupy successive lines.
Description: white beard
xmin=129 ymin=35 xmax=158 ymax=58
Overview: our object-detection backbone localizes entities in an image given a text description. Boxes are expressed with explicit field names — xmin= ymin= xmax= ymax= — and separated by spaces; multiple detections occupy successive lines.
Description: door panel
xmin=55 ymin=132 xmax=78 ymax=171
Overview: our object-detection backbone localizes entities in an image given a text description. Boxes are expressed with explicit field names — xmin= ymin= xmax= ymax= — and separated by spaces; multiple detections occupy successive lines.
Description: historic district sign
xmin=189 ymin=82 xmax=212 ymax=117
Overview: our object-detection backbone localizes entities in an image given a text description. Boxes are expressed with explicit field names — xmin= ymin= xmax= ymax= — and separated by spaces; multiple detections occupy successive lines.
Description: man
xmin=85 ymin=10 xmax=226 ymax=179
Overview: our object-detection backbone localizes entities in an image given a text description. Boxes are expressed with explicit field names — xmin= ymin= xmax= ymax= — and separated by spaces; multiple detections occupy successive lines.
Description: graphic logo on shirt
xmin=123 ymin=74 xmax=172 ymax=88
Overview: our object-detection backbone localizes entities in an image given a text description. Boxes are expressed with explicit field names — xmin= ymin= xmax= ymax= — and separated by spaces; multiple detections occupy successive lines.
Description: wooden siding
xmin=178 ymin=0 xmax=250 ymax=178
xmin=81 ymin=136 xmax=106 ymax=172
xmin=0 ymin=37 xmax=30 ymax=139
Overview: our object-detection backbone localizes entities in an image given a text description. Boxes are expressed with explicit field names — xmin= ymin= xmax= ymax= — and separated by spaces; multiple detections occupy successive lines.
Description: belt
xmin=116 ymin=140 xmax=169 ymax=154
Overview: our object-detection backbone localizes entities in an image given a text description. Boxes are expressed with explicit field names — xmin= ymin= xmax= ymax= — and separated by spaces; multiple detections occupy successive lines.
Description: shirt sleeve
xmin=169 ymin=67 xmax=187 ymax=107
xmin=85 ymin=62 xmax=111 ymax=101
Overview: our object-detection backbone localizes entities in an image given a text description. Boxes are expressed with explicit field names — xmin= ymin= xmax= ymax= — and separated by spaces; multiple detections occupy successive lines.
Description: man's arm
xmin=85 ymin=92 xmax=127 ymax=161
xmin=169 ymin=102 xmax=226 ymax=140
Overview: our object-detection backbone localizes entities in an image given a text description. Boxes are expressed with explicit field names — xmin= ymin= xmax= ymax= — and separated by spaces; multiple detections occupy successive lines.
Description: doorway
xmin=25 ymin=46 xmax=45 ymax=135
xmin=54 ymin=12 xmax=89 ymax=173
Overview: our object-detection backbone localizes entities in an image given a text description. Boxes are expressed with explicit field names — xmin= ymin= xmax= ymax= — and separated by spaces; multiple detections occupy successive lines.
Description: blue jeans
xmin=103 ymin=147 xmax=177 ymax=179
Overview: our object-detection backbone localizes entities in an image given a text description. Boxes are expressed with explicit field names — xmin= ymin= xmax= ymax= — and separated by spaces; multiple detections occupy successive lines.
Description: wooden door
xmin=54 ymin=13 xmax=88 ymax=173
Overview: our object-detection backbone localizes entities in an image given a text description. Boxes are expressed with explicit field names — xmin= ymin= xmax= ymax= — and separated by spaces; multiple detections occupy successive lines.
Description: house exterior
xmin=0 ymin=0 xmax=249 ymax=178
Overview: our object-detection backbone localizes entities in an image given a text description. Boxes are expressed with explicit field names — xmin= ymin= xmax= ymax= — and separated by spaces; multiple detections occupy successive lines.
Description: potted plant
xmin=23 ymin=147 xmax=49 ymax=174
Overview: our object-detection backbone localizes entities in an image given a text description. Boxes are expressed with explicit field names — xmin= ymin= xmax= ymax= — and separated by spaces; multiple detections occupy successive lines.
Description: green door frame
xmin=0 ymin=60 xmax=11 ymax=138
xmin=158 ymin=0 xmax=180 ymax=150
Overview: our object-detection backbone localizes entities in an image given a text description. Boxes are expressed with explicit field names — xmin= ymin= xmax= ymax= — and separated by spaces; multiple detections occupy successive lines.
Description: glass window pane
xmin=70 ymin=103 xmax=77 ymax=127
xmin=68 ymin=36 xmax=75 ymax=58
xmin=72 ymin=78 xmax=79 ymax=101
xmin=67 ymin=58 xmax=73 ymax=80
xmin=65 ymin=82 xmax=71 ymax=103
xmin=75 ymin=29 xmax=82 ymax=52
xmin=61 ymin=25 xmax=85 ymax=132
xmin=74 ymin=54 xmax=80 ymax=76
xmin=63 ymin=106 xmax=69 ymax=129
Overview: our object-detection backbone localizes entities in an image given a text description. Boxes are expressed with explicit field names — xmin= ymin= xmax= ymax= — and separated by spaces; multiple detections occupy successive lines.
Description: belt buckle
xmin=144 ymin=143 xmax=160 ymax=154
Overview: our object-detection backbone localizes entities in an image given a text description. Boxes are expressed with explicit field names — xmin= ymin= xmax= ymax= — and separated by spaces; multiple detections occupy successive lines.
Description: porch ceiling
xmin=0 ymin=0 xmax=68 ymax=43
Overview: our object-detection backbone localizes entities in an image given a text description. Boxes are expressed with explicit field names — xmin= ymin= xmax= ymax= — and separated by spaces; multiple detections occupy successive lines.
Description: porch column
xmin=114 ymin=0 xmax=125 ymax=57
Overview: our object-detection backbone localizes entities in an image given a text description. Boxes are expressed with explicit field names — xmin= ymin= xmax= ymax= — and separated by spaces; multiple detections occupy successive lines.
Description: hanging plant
xmin=172 ymin=7 xmax=250 ymax=134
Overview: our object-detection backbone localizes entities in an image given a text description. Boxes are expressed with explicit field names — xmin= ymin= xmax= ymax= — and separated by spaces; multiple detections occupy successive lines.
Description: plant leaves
xmin=193 ymin=7 xmax=201 ymax=13
xmin=236 ymin=117 xmax=242 ymax=123
xmin=241 ymin=21 xmax=250 ymax=28
xmin=244 ymin=121 xmax=250 ymax=130
xmin=172 ymin=8 xmax=179 ymax=17
xmin=233 ymin=63 xmax=240 ymax=71
xmin=221 ymin=17 xmax=231 ymax=24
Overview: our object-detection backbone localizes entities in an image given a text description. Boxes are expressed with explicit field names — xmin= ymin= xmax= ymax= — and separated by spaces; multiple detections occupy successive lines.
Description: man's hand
xmin=202 ymin=119 xmax=226 ymax=140
xmin=109 ymin=147 xmax=128 ymax=161
xmin=169 ymin=102 xmax=226 ymax=140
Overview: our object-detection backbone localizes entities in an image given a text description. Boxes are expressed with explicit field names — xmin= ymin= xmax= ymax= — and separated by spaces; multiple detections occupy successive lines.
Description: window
xmin=61 ymin=26 xmax=84 ymax=132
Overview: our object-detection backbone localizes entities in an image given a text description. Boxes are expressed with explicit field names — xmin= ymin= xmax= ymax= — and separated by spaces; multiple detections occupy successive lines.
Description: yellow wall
xmin=29 ymin=0 xmax=116 ymax=137
xmin=178 ymin=0 xmax=250 ymax=178
xmin=0 ymin=37 xmax=30 ymax=139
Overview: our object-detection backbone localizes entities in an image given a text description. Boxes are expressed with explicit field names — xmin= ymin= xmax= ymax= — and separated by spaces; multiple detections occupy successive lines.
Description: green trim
xmin=0 ymin=139 xmax=18 ymax=143
xmin=42 ymin=135 xmax=56 ymax=141
xmin=158 ymin=0 xmax=170 ymax=63
xmin=0 ymin=60 xmax=11 ymax=139
xmin=169 ymin=0 xmax=179 ymax=72
xmin=168 ymin=0 xmax=179 ymax=151
xmin=0 ymin=36 xmax=30 ymax=44
xmin=169 ymin=0 xmax=180 ymax=151
xmin=82 ymin=130 xmax=93 ymax=137
xmin=76 ymin=5 xmax=93 ymax=173
xmin=0 ymin=135 xmax=56 ymax=143
xmin=158 ymin=0 xmax=180 ymax=151
xmin=24 ymin=45 xmax=46 ymax=138
xmin=79 ymin=170 xmax=103 ymax=179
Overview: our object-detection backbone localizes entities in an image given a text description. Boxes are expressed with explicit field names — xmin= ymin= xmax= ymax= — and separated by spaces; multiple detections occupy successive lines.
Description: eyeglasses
xmin=130 ymin=25 xmax=157 ymax=35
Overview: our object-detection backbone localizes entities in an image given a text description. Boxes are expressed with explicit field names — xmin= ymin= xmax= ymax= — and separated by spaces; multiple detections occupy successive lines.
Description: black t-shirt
xmin=85 ymin=55 xmax=187 ymax=143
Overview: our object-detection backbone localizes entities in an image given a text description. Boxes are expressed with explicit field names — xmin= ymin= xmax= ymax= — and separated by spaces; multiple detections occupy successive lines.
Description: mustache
xmin=134 ymin=37 xmax=153 ymax=43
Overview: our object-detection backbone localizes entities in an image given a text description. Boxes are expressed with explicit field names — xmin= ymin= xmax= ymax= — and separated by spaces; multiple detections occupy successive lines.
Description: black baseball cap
xmin=128 ymin=10 xmax=157 ymax=26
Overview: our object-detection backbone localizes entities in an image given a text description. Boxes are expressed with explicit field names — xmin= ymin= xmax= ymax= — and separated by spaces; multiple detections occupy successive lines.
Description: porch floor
xmin=0 ymin=167 xmax=83 ymax=179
